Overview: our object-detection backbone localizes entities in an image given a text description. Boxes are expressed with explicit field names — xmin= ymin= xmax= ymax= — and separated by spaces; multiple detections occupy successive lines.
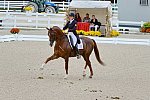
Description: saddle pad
xmin=68 ymin=38 xmax=84 ymax=50
xmin=77 ymin=39 xmax=83 ymax=49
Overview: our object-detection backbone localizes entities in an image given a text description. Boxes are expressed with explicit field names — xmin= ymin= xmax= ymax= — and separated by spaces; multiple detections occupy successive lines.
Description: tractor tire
xmin=25 ymin=2 xmax=38 ymax=13
xmin=45 ymin=6 xmax=56 ymax=13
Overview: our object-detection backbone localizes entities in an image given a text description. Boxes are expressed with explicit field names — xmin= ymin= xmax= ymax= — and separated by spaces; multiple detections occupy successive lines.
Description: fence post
xmin=48 ymin=15 xmax=50 ymax=28
xmin=23 ymin=1 xmax=25 ymax=6
xmin=114 ymin=37 xmax=118 ymax=44
xmin=63 ymin=1 xmax=65 ymax=11
xmin=5 ymin=11 xmax=8 ymax=18
xmin=14 ymin=15 xmax=17 ymax=27
xmin=7 ymin=1 xmax=10 ymax=11
xmin=36 ymin=12 xmax=38 ymax=29
xmin=141 ymin=21 xmax=144 ymax=27
xmin=68 ymin=1 xmax=70 ymax=5
xmin=116 ymin=20 xmax=119 ymax=31
xmin=4 ymin=1 xmax=6 ymax=9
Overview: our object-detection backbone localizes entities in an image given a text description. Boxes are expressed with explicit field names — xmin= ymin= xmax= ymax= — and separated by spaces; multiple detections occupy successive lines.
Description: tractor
xmin=24 ymin=0 xmax=59 ymax=13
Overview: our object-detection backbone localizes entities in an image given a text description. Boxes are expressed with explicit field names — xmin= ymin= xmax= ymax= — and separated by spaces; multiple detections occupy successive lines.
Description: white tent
xmin=70 ymin=1 xmax=111 ymax=9
xmin=68 ymin=1 xmax=112 ymax=36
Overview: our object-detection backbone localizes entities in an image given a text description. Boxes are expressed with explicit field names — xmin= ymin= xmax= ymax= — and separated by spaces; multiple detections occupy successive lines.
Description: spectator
xmin=90 ymin=15 xmax=101 ymax=31
xmin=83 ymin=13 xmax=90 ymax=23
xmin=75 ymin=13 xmax=82 ymax=22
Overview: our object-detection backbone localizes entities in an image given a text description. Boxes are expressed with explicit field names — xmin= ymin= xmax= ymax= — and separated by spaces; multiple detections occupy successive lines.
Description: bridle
xmin=48 ymin=29 xmax=67 ymax=52
xmin=48 ymin=29 xmax=66 ymax=42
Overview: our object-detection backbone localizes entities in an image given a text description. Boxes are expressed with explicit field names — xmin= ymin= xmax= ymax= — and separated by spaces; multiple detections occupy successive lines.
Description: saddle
xmin=68 ymin=35 xmax=83 ymax=50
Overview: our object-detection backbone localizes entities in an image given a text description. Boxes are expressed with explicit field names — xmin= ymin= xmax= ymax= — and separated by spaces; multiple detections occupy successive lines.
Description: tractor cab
xmin=44 ymin=1 xmax=56 ymax=6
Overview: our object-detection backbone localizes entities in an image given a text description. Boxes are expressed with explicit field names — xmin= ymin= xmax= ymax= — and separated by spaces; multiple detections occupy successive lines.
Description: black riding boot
xmin=69 ymin=35 xmax=81 ymax=59
xmin=74 ymin=45 xmax=81 ymax=59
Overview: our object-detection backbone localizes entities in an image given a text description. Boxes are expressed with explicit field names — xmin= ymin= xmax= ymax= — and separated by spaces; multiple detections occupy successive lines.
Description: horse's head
xmin=46 ymin=26 xmax=65 ymax=47
xmin=46 ymin=27 xmax=56 ymax=47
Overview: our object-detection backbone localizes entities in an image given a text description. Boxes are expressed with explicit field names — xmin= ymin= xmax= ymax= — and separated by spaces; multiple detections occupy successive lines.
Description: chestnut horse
xmin=40 ymin=26 xmax=105 ymax=79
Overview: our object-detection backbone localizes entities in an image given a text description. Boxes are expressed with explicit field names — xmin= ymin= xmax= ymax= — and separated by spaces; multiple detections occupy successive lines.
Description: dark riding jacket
xmin=63 ymin=19 xmax=80 ymax=43
xmin=63 ymin=19 xmax=77 ymax=36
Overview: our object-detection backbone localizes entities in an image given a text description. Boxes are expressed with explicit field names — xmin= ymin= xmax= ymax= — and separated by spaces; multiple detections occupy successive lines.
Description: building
xmin=118 ymin=0 xmax=150 ymax=22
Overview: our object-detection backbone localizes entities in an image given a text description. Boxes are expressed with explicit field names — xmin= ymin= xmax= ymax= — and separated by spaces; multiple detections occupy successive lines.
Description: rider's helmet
xmin=69 ymin=13 xmax=75 ymax=17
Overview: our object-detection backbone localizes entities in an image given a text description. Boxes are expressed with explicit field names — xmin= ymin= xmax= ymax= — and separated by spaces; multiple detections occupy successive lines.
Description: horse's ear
xmin=46 ymin=27 xmax=50 ymax=30
xmin=50 ymin=28 xmax=54 ymax=31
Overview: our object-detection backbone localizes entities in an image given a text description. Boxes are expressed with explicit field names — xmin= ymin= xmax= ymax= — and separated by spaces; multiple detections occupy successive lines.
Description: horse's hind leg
xmin=83 ymin=63 xmax=87 ymax=77
xmin=64 ymin=58 xmax=69 ymax=79
xmin=83 ymin=55 xmax=93 ymax=78
xmin=40 ymin=54 xmax=59 ymax=70
xmin=87 ymin=59 xmax=93 ymax=78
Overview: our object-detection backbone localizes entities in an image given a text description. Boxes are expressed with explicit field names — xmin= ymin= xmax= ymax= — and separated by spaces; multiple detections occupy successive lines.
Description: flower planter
xmin=10 ymin=28 xmax=20 ymax=41
xmin=110 ymin=30 xmax=120 ymax=37
xmin=146 ymin=28 xmax=150 ymax=33
xmin=141 ymin=22 xmax=150 ymax=33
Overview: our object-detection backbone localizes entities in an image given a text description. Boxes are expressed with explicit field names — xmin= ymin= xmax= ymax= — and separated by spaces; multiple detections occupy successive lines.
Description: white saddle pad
xmin=67 ymin=32 xmax=83 ymax=49
xmin=68 ymin=38 xmax=84 ymax=50
xmin=77 ymin=39 xmax=84 ymax=49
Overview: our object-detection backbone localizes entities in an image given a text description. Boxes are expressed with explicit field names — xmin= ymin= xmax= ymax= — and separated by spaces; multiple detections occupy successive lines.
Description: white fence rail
xmin=112 ymin=20 xmax=145 ymax=33
xmin=0 ymin=1 xmax=69 ymax=12
xmin=0 ymin=1 xmax=27 ymax=12
xmin=0 ymin=35 xmax=150 ymax=46
xmin=0 ymin=12 xmax=65 ymax=29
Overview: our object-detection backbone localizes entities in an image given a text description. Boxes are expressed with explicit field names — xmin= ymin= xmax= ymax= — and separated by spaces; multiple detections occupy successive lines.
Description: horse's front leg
xmin=40 ymin=54 xmax=59 ymax=70
xmin=64 ymin=58 xmax=69 ymax=79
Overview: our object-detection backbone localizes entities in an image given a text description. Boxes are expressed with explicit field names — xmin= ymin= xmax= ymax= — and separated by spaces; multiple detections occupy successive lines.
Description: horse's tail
xmin=92 ymin=39 xmax=105 ymax=66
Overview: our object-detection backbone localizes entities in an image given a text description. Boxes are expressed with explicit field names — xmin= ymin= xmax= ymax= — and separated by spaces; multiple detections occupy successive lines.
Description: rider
xmin=63 ymin=13 xmax=81 ymax=59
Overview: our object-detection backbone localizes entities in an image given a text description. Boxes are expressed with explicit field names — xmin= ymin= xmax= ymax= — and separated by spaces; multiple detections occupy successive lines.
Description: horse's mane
xmin=52 ymin=26 xmax=64 ymax=35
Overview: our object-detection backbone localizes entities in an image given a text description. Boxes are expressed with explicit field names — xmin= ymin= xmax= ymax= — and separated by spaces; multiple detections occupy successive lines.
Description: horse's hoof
xmin=83 ymin=70 xmax=86 ymax=77
xmin=89 ymin=76 xmax=92 ymax=78
xmin=39 ymin=67 xmax=44 ymax=71
xmin=64 ymin=75 xmax=68 ymax=79
xmin=83 ymin=74 xmax=86 ymax=77
xmin=40 ymin=63 xmax=45 ymax=71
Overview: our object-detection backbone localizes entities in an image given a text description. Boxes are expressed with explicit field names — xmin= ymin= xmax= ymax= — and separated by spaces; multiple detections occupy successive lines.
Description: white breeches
xmin=67 ymin=32 xmax=77 ymax=47
xmin=90 ymin=25 xmax=99 ymax=31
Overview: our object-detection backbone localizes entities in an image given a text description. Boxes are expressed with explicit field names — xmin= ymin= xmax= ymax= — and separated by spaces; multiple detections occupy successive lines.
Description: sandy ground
xmin=0 ymin=30 xmax=150 ymax=100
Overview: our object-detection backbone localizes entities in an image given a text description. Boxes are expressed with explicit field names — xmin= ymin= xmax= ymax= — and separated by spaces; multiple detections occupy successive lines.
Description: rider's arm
xmin=68 ymin=20 xmax=77 ymax=31
xmin=63 ymin=21 xmax=69 ymax=30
